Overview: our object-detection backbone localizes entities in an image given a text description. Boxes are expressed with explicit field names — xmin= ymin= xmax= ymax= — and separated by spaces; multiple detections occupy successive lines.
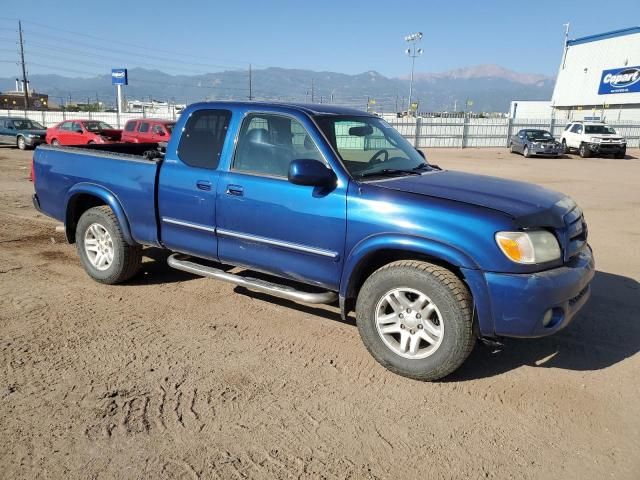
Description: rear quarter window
xmin=178 ymin=109 xmax=231 ymax=170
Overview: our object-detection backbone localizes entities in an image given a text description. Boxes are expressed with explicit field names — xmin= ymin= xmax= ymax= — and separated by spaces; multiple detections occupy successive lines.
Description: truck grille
xmin=563 ymin=206 xmax=587 ymax=261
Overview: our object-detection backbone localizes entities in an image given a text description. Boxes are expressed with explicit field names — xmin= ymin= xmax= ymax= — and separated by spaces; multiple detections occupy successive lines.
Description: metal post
xmin=404 ymin=32 xmax=423 ymax=118
xmin=461 ymin=114 xmax=469 ymax=148
xmin=414 ymin=116 xmax=422 ymax=147
xmin=506 ymin=116 xmax=513 ymax=147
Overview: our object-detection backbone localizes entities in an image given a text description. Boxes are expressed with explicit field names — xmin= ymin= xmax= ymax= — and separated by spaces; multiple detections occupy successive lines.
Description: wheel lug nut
xmin=400 ymin=324 xmax=405 ymax=329
xmin=410 ymin=329 xmax=415 ymax=334
xmin=416 ymin=313 xmax=421 ymax=319
xmin=398 ymin=313 xmax=404 ymax=319
xmin=406 ymin=308 xmax=411 ymax=313
xmin=417 ymin=324 xmax=423 ymax=329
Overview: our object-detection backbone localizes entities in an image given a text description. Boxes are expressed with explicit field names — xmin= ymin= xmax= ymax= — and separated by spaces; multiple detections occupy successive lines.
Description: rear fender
xmin=64 ymin=183 xmax=135 ymax=245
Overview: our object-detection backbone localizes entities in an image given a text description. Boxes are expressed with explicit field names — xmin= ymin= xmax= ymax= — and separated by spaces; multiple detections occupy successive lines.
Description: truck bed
xmin=33 ymin=144 xmax=162 ymax=245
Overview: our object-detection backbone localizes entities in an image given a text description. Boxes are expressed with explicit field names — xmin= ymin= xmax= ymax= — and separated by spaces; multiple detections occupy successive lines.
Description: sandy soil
xmin=1 ymin=145 xmax=639 ymax=479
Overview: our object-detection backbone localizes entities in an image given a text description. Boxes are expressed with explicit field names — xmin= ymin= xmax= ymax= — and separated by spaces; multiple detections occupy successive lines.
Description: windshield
xmin=585 ymin=125 xmax=616 ymax=135
xmin=11 ymin=119 xmax=44 ymax=130
xmin=524 ymin=130 xmax=553 ymax=141
xmin=84 ymin=121 xmax=114 ymax=132
xmin=316 ymin=115 xmax=427 ymax=178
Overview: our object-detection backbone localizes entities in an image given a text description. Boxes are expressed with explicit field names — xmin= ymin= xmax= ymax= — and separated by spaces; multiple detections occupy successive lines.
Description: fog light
xmin=542 ymin=309 xmax=553 ymax=327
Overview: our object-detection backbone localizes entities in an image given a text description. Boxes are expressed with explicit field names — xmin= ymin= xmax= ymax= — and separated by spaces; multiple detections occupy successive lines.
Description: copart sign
xmin=598 ymin=66 xmax=640 ymax=94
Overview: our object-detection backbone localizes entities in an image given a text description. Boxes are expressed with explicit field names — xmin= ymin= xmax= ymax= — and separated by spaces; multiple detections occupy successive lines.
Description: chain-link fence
xmin=2 ymin=108 xmax=639 ymax=148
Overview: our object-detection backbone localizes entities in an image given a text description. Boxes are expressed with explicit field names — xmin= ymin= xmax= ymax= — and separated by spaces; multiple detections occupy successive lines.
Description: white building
xmin=510 ymin=27 xmax=640 ymax=122
xmin=552 ymin=26 xmax=640 ymax=121
xmin=126 ymin=99 xmax=185 ymax=115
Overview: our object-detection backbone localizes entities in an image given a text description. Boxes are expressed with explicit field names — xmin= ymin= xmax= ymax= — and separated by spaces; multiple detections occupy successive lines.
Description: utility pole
xmin=311 ymin=78 xmax=315 ymax=103
xmin=18 ymin=20 xmax=30 ymax=110
xmin=404 ymin=32 xmax=423 ymax=117
xmin=248 ymin=63 xmax=253 ymax=101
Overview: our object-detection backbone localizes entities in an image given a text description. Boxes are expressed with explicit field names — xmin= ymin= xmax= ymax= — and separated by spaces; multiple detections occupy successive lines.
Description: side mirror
xmin=288 ymin=159 xmax=336 ymax=187
xmin=75 ymin=129 xmax=83 ymax=134
xmin=415 ymin=148 xmax=425 ymax=159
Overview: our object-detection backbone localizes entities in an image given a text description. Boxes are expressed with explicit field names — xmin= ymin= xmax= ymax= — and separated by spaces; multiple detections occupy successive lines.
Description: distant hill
xmin=0 ymin=64 xmax=554 ymax=113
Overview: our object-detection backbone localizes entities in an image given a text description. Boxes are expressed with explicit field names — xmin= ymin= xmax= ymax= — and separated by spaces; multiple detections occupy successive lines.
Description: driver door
xmin=216 ymin=112 xmax=347 ymax=290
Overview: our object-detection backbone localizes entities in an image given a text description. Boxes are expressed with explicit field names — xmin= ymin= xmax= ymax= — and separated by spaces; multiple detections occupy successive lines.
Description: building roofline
xmin=567 ymin=26 xmax=640 ymax=46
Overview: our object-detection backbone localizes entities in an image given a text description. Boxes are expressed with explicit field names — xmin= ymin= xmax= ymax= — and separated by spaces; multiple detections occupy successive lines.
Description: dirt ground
xmin=1 ymin=145 xmax=639 ymax=479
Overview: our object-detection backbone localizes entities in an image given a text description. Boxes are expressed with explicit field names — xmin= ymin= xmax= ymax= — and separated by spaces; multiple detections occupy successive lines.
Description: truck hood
xmin=374 ymin=170 xmax=572 ymax=227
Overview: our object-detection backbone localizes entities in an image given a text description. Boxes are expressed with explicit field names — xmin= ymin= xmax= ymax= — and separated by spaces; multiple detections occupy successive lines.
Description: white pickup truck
xmin=560 ymin=121 xmax=627 ymax=158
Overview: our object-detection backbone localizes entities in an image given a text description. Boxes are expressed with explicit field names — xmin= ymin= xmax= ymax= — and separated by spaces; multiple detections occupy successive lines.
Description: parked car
xmin=46 ymin=120 xmax=122 ymax=146
xmin=0 ymin=117 xmax=47 ymax=150
xmin=509 ymin=129 xmax=563 ymax=157
xmin=121 ymin=118 xmax=175 ymax=143
xmin=561 ymin=121 xmax=626 ymax=158
xmin=31 ymin=102 xmax=594 ymax=381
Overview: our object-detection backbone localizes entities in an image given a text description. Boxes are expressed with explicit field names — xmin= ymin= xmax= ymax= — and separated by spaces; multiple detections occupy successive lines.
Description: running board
xmin=167 ymin=254 xmax=338 ymax=305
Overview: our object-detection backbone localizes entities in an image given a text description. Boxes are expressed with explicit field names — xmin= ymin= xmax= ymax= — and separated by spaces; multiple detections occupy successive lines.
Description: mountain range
xmin=0 ymin=64 xmax=555 ymax=113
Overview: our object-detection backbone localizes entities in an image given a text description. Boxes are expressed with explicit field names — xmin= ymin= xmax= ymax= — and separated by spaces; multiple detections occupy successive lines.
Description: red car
xmin=121 ymin=118 xmax=174 ymax=143
xmin=46 ymin=120 xmax=122 ymax=146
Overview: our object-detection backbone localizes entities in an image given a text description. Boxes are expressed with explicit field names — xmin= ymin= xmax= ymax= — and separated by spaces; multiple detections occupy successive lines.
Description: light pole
xmin=404 ymin=32 xmax=423 ymax=116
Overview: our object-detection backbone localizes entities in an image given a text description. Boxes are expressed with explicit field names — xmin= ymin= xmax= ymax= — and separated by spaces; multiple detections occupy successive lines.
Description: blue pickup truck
xmin=32 ymin=102 xmax=594 ymax=380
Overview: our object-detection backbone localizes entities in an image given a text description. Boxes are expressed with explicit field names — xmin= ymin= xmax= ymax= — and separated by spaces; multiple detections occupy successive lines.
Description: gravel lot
xmin=1 ymin=145 xmax=639 ymax=479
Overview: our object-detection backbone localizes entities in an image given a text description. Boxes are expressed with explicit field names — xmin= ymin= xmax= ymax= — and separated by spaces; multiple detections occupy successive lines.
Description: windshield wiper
xmin=357 ymin=168 xmax=425 ymax=179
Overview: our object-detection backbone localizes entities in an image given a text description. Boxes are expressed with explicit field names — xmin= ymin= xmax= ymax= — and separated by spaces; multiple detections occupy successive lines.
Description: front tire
xmin=355 ymin=260 xmax=475 ymax=381
xmin=561 ymin=139 xmax=568 ymax=153
xmin=76 ymin=206 xmax=142 ymax=284
xmin=523 ymin=145 xmax=531 ymax=158
xmin=579 ymin=143 xmax=590 ymax=158
xmin=17 ymin=136 xmax=27 ymax=150
xmin=51 ymin=139 xmax=60 ymax=146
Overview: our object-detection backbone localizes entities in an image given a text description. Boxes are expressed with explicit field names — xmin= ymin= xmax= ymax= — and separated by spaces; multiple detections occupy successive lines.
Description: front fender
xmin=339 ymin=233 xmax=496 ymax=336
xmin=64 ymin=183 xmax=135 ymax=245
xmin=339 ymin=233 xmax=479 ymax=299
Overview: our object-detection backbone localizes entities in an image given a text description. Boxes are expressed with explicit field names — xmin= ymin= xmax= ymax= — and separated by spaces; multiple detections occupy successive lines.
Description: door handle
xmin=226 ymin=184 xmax=244 ymax=196
xmin=196 ymin=180 xmax=212 ymax=191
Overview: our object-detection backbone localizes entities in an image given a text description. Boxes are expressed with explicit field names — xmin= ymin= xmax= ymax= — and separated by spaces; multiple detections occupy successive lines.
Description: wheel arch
xmin=339 ymin=234 xmax=479 ymax=315
xmin=64 ymin=184 xmax=135 ymax=245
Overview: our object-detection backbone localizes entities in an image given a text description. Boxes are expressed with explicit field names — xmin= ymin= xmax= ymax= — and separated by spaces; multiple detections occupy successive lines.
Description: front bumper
xmin=483 ymin=246 xmax=595 ymax=337
xmin=530 ymin=144 xmax=563 ymax=156
xmin=24 ymin=136 xmax=45 ymax=147
xmin=586 ymin=142 xmax=626 ymax=154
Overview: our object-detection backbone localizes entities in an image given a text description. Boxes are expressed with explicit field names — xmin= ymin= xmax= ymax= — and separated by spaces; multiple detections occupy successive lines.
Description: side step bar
xmin=167 ymin=253 xmax=338 ymax=305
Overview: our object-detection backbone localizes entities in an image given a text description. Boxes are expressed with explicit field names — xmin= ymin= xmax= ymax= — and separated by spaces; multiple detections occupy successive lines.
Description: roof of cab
xmin=188 ymin=101 xmax=371 ymax=117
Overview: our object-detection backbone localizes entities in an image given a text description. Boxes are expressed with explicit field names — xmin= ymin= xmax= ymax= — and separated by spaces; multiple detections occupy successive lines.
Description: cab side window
xmin=571 ymin=124 xmax=582 ymax=134
xmin=124 ymin=121 xmax=136 ymax=132
xmin=177 ymin=109 xmax=231 ymax=170
xmin=138 ymin=122 xmax=150 ymax=133
xmin=233 ymin=113 xmax=323 ymax=178
xmin=72 ymin=122 xmax=83 ymax=132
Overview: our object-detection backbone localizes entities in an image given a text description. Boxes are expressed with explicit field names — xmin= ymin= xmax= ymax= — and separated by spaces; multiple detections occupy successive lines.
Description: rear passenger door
xmin=137 ymin=121 xmax=151 ymax=142
xmin=157 ymin=108 xmax=232 ymax=260
xmin=216 ymin=112 xmax=347 ymax=290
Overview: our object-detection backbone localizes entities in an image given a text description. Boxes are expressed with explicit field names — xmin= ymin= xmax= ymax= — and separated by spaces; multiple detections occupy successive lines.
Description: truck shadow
xmin=449 ymin=270 xmax=640 ymax=381
xmin=127 ymin=248 xmax=234 ymax=286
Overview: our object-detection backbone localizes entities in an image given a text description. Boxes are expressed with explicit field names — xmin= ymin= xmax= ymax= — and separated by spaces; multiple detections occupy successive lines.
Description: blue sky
xmin=1 ymin=0 xmax=639 ymax=78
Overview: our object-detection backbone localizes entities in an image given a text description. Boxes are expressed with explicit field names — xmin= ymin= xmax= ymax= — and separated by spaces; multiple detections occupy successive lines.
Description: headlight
xmin=495 ymin=230 xmax=561 ymax=264
xmin=590 ymin=137 xmax=601 ymax=143
xmin=26 ymin=133 xmax=35 ymax=138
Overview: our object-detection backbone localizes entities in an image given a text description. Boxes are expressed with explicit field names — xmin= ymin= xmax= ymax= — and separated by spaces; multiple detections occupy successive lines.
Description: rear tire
xmin=355 ymin=260 xmax=475 ymax=381
xmin=76 ymin=206 xmax=142 ymax=284
xmin=509 ymin=143 xmax=515 ymax=154
xmin=579 ymin=143 xmax=590 ymax=158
